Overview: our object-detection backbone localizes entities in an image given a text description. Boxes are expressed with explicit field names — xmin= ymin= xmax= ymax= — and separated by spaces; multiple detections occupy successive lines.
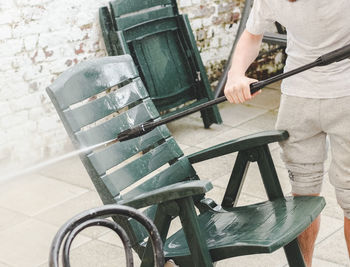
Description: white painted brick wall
xmin=0 ymin=0 xmax=110 ymax=172
xmin=0 ymin=0 xmax=247 ymax=172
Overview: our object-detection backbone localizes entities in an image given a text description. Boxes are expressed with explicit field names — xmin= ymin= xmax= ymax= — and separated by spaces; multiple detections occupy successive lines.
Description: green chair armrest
xmin=119 ymin=180 xmax=213 ymax=209
xmin=188 ymin=130 xmax=289 ymax=164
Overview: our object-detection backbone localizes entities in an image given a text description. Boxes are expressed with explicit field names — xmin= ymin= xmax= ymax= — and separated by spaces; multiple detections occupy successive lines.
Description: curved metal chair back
xmin=49 ymin=205 xmax=165 ymax=267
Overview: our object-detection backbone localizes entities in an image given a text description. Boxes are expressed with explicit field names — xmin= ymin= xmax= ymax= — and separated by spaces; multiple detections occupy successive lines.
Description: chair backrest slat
xmin=64 ymin=78 xmax=147 ymax=132
xmin=123 ymin=157 xmax=197 ymax=200
xmin=102 ymin=137 xmax=183 ymax=197
xmin=49 ymin=56 xmax=138 ymax=110
xmin=88 ymin=125 xmax=171 ymax=175
xmin=74 ymin=99 xmax=159 ymax=147
xmin=110 ymin=0 xmax=174 ymax=17
xmin=122 ymin=17 xmax=177 ymax=42
xmin=115 ymin=6 xmax=174 ymax=30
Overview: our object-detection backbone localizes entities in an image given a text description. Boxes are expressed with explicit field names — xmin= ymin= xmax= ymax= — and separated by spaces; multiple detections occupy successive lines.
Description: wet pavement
xmin=0 ymin=82 xmax=348 ymax=266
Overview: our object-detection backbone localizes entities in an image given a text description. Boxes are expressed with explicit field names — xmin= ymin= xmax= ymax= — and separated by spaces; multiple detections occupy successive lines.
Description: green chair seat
xmin=164 ymin=196 xmax=324 ymax=262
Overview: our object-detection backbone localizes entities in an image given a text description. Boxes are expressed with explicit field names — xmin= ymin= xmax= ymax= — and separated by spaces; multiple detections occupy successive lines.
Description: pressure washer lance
xmin=117 ymin=43 xmax=350 ymax=142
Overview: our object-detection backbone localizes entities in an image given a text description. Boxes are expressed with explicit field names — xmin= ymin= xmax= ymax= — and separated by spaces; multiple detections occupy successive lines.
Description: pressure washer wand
xmin=117 ymin=43 xmax=350 ymax=142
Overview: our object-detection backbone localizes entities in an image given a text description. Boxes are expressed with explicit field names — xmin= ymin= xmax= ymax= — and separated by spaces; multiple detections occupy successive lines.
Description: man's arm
xmin=224 ymin=30 xmax=263 ymax=104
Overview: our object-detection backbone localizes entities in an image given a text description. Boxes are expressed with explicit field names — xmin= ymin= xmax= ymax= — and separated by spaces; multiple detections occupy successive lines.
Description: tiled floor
xmin=0 ymin=83 xmax=348 ymax=266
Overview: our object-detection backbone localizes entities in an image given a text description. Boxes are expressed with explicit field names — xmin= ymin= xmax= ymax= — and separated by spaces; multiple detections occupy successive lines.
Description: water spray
xmin=1 ymin=139 xmax=114 ymax=182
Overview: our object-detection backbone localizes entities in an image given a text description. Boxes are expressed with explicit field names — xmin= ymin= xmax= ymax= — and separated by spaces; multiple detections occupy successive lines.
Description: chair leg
xmin=222 ymin=151 xmax=250 ymax=208
xmin=200 ymin=106 xmax=222 ymax=129
xmin=176 ymin=197 xmax=213 ymax=267
xmin=284 ymin=239 xmax=306 ymax=267
xmin=141 ymin=205 xmax=172 ymax=267
xmin=256 ymin=145 xmax=284 ymax=200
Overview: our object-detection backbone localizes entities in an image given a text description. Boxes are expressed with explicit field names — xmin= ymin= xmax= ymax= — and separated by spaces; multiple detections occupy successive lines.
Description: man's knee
xmin=335 ymin=188 xmax=350 ymax=219
xmin=287 ymin=163 xmax=324 ymax=195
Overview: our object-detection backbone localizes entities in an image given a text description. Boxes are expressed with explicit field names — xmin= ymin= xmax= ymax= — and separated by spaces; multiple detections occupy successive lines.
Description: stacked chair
xmin=99 ymin=0 xmax=222 ymax=128
xmin=47 ymin=55 xmax=325 ymax=266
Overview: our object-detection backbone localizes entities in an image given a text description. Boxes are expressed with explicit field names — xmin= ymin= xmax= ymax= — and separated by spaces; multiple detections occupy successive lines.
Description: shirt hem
xmin=281 ymin=89 xmax=350 ymax=99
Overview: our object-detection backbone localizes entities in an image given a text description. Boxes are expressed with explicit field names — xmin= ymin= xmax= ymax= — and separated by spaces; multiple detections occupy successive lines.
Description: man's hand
xmin=224 ymin=74 xmax=260 ymax=104
xmin=223 ymin=30 xmax=263 ymax=103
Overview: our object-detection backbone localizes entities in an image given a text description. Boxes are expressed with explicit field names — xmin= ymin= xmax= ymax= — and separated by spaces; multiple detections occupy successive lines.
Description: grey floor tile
xmin=215 ymin=248 xmax=287 ymax=267
xmin=244 ymin=88 xmax=281 ymax=110
xmin=206 ymin=186 xmax=266 ymax=208
xmin=237 ymin=163 xmax=291 ymax=200
xmin=176 ymin=142 xmax=190 ymax=151
xmin=218 ymin=102 xmax=267 ymax=128
xmin=316 ymin=215 xmax=343 ymax=245
xmin=0 ymin=174 xmax=87 ymax=216
xmin=68 ymin=240 xmax=140 ymax=267
xmin=0 ymin=261 xmax=11 ymax=267
xmin=312 ymin=257 xmax=346 ymax=267
xmin=98 ymin=229 xmax=126 ymax=248
xmin=0 ymin=207 xmax=28 ymax=233
xmin=35 ymin=191 xmax=105 ymax=238
xmin=39 ymin=156 xmax=95 ymax=190
xmin=234 ymin=192 xmax=266 ymax=206
xmin=195 ymin=127 xmax=252 ymax=149
xmin=315 ymin=228 xmax=349 ymax=265
xmin=191 ymin=153 xmax=236 ymax=181
xmin=238 ymin=110 xmax=278 ymax=132
xmin=0 ymin=219 xmax=90 ymax=267
xmin=167 ymin=116 xmax=231 ymax=146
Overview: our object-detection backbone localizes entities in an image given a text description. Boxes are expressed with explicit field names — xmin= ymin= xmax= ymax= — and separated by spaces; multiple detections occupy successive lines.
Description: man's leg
xmin=293 ymin=193 xmax=321 ymax=267
xmin=344 ymin=217 xmax=350 ymax=256
xmin=322 ymin=96 xmax=350 ymax=259
xmin=276 ymin=95 xmax=327 ymax=266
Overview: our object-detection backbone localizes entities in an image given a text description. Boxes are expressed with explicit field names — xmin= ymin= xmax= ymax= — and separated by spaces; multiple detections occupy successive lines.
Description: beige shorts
xmin=276 ymin=94 xmax=350 ymax=218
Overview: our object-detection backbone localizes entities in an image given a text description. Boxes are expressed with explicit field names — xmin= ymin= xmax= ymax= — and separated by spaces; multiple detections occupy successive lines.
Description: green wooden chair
xmin=99 ymin=1 xmax=222 ymax=129
xmin=47 ymin=55 xmax=325 ymax=267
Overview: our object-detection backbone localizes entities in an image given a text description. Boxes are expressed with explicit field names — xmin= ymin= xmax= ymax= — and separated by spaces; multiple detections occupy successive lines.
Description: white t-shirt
xmin=246 ymin=0 xmax=350 ymax=98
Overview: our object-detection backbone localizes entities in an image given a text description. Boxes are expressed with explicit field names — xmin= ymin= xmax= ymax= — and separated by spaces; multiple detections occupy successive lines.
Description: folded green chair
xmin=99 ymin=0 xmax=222 ymax=128
xmin=47 ymin=55 xmax=325 ymax=266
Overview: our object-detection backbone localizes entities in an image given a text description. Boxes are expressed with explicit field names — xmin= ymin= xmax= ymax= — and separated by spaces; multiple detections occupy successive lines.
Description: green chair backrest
xmin=46 ymin=55 xmax=199 ymax=249
xmin=100 ymin=1 xmax=222 ymax=128
xmin=115 ymin=15 xmax=213 ymax=111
